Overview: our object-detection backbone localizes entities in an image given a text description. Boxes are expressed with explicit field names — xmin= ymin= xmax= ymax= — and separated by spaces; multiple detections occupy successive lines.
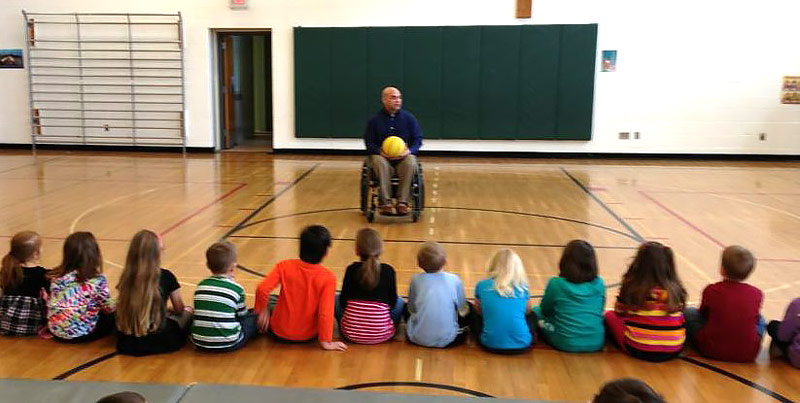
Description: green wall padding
xmin=295 ymin=24 xmax=597 ymax=141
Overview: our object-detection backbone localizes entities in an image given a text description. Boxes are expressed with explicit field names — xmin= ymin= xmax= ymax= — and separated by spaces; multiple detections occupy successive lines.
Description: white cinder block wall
xmin=1 ymin=0 xmax=798 ymax=154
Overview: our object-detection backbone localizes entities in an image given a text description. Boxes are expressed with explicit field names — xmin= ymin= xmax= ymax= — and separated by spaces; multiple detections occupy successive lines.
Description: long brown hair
xmin=54 ymin=232 xmax=102 ymax=282
xmin=116 ymin=230 xmax=163 ymax=337
xmin=618 ymin=242 xmax=687 ymax=312
xmin=1 ymin=231 xmax=42 ymax=290
xmin=356 ymin=228 xmax=383 ymax=290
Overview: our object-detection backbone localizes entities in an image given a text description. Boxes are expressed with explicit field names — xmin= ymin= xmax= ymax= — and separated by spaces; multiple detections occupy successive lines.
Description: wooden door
xmin=222 ymin=35 xmax=235 ymax=149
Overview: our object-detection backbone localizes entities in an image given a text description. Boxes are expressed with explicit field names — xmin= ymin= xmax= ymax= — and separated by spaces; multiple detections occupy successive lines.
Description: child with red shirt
xmin=684 ymin=245 xmax=764 ymax=362
xmin=254 ymin=225 xmax=347 ymax=351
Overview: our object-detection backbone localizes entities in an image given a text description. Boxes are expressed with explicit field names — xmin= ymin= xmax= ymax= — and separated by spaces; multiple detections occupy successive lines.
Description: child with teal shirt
xmin=533 ymin=240 xmax=605 ymax=352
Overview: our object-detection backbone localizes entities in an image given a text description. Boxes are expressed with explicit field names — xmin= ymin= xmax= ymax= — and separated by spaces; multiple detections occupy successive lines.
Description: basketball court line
xmin=228 ymin=234 xmax=638 ymax=250
xmin=638 ymin=190 xmax=724 ymax=249
xmin=560 ymin=168 xmax=645 ymax=242
xmin=159 ymin=183 xmax=247 ymax=236
xmin=235 ymin=207 xmax=640 ymax=242
xmin=220 ymin=164 xmax=319 ymax=240
xmin=52 ymin=352 xmax=118 ymax=380
xmin=679 ymin=357 xmax=795 ymax=403
xmin=69 ymin=185 xmax=184 ymax=234
xmin=336 ymin=381 xmax=493 ymax=398
xmin=0 ymin=156 xmax=61 ymax=175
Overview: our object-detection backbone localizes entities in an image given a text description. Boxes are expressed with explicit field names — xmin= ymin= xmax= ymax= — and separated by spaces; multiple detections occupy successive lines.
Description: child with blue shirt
xmin=406 ymin=242 xmax=470 ymax=348
xmin=533 ymin=240 xmax=605 ymax=352
xmin=473 ymin=248 xmax=535 ymax=354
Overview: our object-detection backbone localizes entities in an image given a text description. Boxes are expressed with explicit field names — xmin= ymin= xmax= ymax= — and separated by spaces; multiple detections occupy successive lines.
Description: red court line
xmin=160 ymin=183 xmax=247 ymax=237
xmin=647 ymin=190 xmax=800 ymax=196
xmin=0 ymin=235 xmax=127 ymax=242
xmin=639 ymin=191 xmax=725 ymax=248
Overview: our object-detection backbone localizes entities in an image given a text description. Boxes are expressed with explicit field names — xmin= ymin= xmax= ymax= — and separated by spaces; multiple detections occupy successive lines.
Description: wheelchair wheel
xmin=360 ymin=164 xmax=369 ymax=215
xmin=417 ymin=169 xmax=425 ymax=211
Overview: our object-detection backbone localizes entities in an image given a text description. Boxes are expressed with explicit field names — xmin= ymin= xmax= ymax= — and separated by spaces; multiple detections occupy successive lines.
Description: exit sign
xmin=230 ymin=0 xmax=247 ymax=9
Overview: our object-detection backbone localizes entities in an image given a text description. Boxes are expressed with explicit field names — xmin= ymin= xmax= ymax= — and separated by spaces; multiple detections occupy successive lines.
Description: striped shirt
xmin=191 ymin=275 xmax=246 ymax=350
xmin=615 ymin=287 xmax=685 ymax=357
xmin=341 ymin=300 xmax=394 ymax=344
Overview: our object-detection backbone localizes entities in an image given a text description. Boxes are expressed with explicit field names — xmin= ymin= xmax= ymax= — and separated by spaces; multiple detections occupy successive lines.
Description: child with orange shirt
xmin=254 ymin=225 xmax=347 ymax=351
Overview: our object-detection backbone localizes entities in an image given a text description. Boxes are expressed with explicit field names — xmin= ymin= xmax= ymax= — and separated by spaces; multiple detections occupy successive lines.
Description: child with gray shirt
xmin=406 ymin=242 xmax=471 ymax=348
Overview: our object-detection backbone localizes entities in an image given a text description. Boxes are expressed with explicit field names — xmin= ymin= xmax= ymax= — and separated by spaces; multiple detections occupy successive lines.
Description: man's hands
xmin=380 ymin=147 xmax=409 ymax=161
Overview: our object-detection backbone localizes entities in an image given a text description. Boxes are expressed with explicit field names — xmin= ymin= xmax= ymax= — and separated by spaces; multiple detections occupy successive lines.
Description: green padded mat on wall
xmin=295 ymin=24 xmax=597 ymax=141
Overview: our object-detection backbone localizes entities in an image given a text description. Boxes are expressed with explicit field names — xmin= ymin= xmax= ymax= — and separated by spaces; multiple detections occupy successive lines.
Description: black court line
xmin=236 ymin=263 xmax=265 ymax=278
xmin=680 ymin=356 xmax=796 ymax=403
xmin=0 ymin=156 xmax=61 ymax=175
xmin=52 ymin=351 xmax=118 ymax=380
xmin=560 ymin=168 xmax=645 ymax=242
xmin=336 ymin=381 xmax=494 ymax=398
xmin=229 ymin=234 xmax=638 ymax=250
xmin=237 ymin=206 xmax=641 ymax=242
xmin=220 ymin=164 xmax=319 ymax=241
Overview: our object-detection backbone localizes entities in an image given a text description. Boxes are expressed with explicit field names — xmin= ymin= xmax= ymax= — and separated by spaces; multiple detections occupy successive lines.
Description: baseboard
xmin=272 ymin=148 xmax=800 ymax=161
xmin=0 ymin=144 xmax=215 ymax=153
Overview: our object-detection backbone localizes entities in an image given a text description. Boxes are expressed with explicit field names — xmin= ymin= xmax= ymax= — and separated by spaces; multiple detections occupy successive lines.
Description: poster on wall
xmin=782 ymin=76 xmax=800 ymax=104
xmin=601 ymin=50 xmax=617 ymax=72
xmin=0 ymin=49 xmax=24 ymax=68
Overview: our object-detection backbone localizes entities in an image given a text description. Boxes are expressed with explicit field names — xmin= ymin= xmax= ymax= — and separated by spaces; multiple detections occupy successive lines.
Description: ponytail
xmin=359 ymin=254 xmax=381 ymax=290
xmin=354 ymin=228 xmax=383 ymax=291
xmin=0 ymin=253 xmax=23 ymax=291
xmin=1 ymin=231 xmax=42 ymax=290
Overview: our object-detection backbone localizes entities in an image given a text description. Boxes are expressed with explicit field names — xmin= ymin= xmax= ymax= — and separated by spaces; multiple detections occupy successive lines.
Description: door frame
xmin=210 ymin=28 xmax=272 ymax=151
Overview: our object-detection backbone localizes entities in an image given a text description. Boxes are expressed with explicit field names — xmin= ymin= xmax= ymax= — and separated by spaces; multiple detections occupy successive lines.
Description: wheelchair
xmin=360 ymin=159 xmax=425 ymax=223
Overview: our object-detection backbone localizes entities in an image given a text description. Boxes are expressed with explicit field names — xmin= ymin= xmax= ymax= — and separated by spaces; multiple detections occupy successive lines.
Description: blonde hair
xmin=488 ymin=249 xmax=529 ymax=298
xmin=116 ymin=230 xmax=163 ymax=337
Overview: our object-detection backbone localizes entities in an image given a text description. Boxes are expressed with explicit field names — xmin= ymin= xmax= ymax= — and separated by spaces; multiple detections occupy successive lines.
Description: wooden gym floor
xmin=0 ymin=150 xmax=798 ymax=402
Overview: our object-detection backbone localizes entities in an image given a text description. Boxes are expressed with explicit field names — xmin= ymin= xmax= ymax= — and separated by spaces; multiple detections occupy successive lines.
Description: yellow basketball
xmin=381 ymin=136 xmax=407 ymax=158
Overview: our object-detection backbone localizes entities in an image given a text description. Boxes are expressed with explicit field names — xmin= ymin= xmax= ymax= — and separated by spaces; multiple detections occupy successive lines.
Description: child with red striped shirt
xmin=605 ymin=242 xmax=687 ymax=362
xmin=336 ymin=228 xmax=403 ymax=344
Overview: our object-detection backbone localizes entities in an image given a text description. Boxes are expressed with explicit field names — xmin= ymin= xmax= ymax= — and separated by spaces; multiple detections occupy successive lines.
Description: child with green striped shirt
xmin=191 ymin=242 xmax=257 ymax=352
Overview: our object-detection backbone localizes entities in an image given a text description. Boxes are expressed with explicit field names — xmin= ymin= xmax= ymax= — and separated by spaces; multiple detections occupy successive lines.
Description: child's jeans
xmin=684 ymin=307 xmax=765 ymax=348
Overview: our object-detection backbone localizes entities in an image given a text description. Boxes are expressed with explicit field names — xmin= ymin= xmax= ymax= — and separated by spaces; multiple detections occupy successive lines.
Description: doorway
xmin=217 ymin=31 xmax=272 ymax=151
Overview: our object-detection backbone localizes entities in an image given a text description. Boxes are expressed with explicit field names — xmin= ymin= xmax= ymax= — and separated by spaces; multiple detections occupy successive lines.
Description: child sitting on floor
xmin=191 ymin=241 xmax=258 ymax=352
xmin=533 ymin=240 xmax=605 ymax=352
xmin=0 ymin=231 xmax=50 ymax=336
xmin=605 ymin=241 xmax=687 ymax=362
xmin=115 ymin=230 xmax=192 ymax=356
xmin=768 ymin=298 xmax=800 ymax=369
xmin=684 ymin=245 xmax=764 ymax=362
xmin=48 ymin=232 xmax=115 ymax=342
xmin=473 ymin=248 xmax=534 ymax=354
xmin=254 ymin=225 xmax=347 ymax=351
xmin=406 ymin=241 xmax=471 ymax=348
xmin=337 ymin=228 xmax=403 ymax=344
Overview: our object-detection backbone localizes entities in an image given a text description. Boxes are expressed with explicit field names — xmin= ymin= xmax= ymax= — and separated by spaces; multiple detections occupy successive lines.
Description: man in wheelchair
xmin=363 ymin=86 xmax=423 ymax=216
